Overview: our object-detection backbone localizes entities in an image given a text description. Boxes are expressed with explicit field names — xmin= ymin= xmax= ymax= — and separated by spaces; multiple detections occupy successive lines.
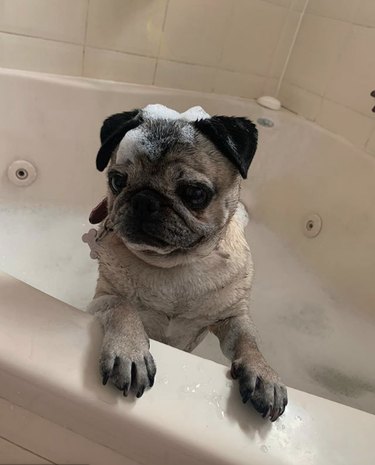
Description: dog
xmin=88 ymin=104 xmax=287 ymax=421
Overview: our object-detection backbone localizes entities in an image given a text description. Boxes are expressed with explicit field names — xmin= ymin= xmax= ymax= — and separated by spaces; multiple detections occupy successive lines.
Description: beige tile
xmin=83 ymin=47 xmax=156 ymax=84
xmin=279 ymin=81 xmax=322 ymax=120
xmin=86 ymin=0 xmax=167 ymax=57
xmin=262 ymin=0 xmax=292 ymax=7
xmin=263 ymin=77 xmax=279 ymax=96
xmin=0 ymin=0 xmax=88 ymax=44
xmin=284 ymin=14 xmax=351 ymax=95
xmin=306 ymin=0 xmax=361 ymax=22
xmin=326 ymin=25 xmax=375 ymax=116
xmin=268 ymin=10 xmax=300 ymax=79
xmin=366 ymin=128 xmax=375 ymax=156
xmin=292 ymin=0 xmax=309 ymax=12
xmin=0 ymin=32 xmax=83 ymax=75
xmin=214 ymin=70 xmax=265 ymax=99
xmin=221 ymin=0 xmax=288 ymax=75
xmin=159 ymin=0 xmax=231 ymax=67
xmin=355 ymin=0 xmax=375 ymax=28
xmin=154 ymin=60 xmax=215 ymax=92
xmin=316 ymin=99 xmax=375 ymax=147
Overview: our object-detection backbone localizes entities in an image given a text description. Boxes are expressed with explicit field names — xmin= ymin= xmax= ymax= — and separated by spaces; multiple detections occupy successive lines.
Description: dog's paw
xmin=100 ymin=341 xmax=156 ymax=398
xmin=231 ymin=357 xmax=287 ymax=422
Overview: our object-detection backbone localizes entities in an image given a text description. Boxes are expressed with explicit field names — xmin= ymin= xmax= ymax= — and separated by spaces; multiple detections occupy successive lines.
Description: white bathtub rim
xmin=0 ymin=271 xmax=375 ymax=465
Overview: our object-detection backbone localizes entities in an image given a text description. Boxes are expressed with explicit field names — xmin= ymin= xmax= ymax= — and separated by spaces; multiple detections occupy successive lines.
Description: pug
xmin=88 ymin=104 xmax=287 ymax=421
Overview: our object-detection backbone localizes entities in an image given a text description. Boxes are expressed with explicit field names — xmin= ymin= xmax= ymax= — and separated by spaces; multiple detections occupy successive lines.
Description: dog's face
xmin=94 ymin=105 xmax=258 ymax=267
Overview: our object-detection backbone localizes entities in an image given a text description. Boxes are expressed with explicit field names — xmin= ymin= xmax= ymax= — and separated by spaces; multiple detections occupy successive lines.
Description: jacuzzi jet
xmin=8 ymin=160 xmax=37 ymax=187
xmin=257 ymin=117 xmax=274 ymax=128
xmin=16 ymin=168 xmax=28 ymax=180
xmin=303 ymin=213 xmax=322 ymax=238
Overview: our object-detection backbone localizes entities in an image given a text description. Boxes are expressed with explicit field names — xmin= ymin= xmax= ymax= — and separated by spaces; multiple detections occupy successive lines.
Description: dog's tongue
xmin=89 ymin=198 xmax=108 ymax=224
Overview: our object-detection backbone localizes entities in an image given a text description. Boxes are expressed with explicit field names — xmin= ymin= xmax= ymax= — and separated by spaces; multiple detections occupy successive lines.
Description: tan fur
xmin=89 ymin=134 xmax=287 ymax=420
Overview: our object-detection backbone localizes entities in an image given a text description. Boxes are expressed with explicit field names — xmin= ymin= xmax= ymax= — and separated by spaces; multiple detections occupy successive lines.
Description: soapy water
xmin=0 ymin=203 xmax=97 ymax=310
xmin=0 ymin=202 xmax=375 ymax=415
xmin=179 ymin=383 xmax=225 ymax=419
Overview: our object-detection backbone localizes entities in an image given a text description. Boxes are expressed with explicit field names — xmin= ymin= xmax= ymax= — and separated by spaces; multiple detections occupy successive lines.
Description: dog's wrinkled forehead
xmin=116 ymin=105 xmax=209 ymax=164
xmin=96 ymin=104 xmax=258 ymax=178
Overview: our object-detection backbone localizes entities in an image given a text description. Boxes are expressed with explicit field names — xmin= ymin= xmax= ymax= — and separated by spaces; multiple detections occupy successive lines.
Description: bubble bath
xmin=1 ymin=202 xmax=374 ymax=415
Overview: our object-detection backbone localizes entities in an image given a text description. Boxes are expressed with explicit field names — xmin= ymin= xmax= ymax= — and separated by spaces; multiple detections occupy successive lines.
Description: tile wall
xmin=0 ymin=0 xmax=304 ymax=99
xmin=279 ymin=0 xmax=375 ymax=154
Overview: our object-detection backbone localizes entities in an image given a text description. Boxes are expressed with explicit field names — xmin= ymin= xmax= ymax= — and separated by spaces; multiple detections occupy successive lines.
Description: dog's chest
xmin=111 ymin=261 xmax=223 ymax=348
xmin=133 ymin=259 xmax=231 ymax=317
xmin=99 ymin=229 xmax=252 ymax=350
xmin=103 ymin=253 xmax=242 ymax=348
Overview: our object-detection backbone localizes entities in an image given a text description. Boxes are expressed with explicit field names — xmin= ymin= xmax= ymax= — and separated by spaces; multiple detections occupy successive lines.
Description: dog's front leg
xmin=89 ymin=294 xmax=156 ymax=397
xmin=211 ymin=313 xmax=287 ymax=421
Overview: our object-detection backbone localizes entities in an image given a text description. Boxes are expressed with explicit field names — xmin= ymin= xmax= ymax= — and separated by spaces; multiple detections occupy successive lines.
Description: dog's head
xmin=92 ymin=105 xmax=258 ymax=267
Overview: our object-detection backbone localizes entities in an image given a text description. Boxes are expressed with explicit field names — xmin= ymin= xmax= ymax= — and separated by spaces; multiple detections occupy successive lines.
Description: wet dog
xmin=88 ymin=105 xmax=287 ymax=421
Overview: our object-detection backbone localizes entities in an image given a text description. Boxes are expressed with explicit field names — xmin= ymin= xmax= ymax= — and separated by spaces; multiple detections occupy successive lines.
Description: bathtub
xmin=0 ymin=68 xmax=374 ymax=465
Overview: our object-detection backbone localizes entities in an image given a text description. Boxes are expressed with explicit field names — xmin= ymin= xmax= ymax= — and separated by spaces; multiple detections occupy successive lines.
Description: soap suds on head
xmin=143 ymin=104 xmax=181 ymax=121
xmin=116 ymin=104 xmax=210 ymax=164
xmin=143 ymin=104 xmax=210 ymax=122
xmin=117 ymin=127 xmax=145 ymax=162
xmin=179 ymin=106 xmax=210 ymax=121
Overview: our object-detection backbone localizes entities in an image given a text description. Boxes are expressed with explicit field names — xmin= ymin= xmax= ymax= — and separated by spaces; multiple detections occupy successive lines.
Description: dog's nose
xmin=131 ymin=190 xmax=161 ymax=218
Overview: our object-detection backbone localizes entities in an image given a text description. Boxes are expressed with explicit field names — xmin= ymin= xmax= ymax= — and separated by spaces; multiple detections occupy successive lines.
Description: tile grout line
xmin=0 ymin=434 xmax=55 ymax=464
xmin=319 ymin=21 xmax=354 ymax=105
xmin=152 ymin=0 xmax=170 ymax=86
xmin=364 ymin=126 xmax=375 ymax=151
xmin=81 ymin=0 xmax=90 ymax=77
xmin=212 ymin=1 xmax=236 ymax=94
xmin=283 ymin=78 xmax=375 ymax=123
xmin=0 ymin=29 xmax=82 ymax=46
xmin=262 ymin=2 xmax=295 ymax=96
xmin=4 ymin=26 xmax=270 ymax=83
xmin=275 ymin=0 xmax=310 ymax=97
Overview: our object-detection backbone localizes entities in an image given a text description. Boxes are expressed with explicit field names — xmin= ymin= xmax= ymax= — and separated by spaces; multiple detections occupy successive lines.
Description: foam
xmin=117 ymin=127 xmax=146 ymax=162
xmin=116 ymin=104 xmax=210 ymax=164
xmin=143 ymin=104 xmax=210 ymax=122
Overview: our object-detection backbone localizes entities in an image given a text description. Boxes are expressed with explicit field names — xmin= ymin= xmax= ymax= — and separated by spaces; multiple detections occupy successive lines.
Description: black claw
xmin=144 ymin=355 xmax=156 ymax=388
xmin=262 ymin=405 xmax=272 ymax=418
xmin=131 ymin=362 xmax=137 ymax=387
xmin=270 ymin=408 xmax=279 ymax=422
xmin=136 ymin=387 xmax=145 ymax=398
xmin=123 ymin=383 xmax=130 ymax=397
xmin=102 ymin=373 xmax=109 ymax=385
xmin=241 ymin=390 xmax=251 ymax=404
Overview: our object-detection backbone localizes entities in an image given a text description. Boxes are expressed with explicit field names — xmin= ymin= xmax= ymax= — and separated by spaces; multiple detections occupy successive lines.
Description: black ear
xmin=96 ymin=109 xmax=143 ymax=171
xmin=194 ymin=116 xmax=258 ymax=178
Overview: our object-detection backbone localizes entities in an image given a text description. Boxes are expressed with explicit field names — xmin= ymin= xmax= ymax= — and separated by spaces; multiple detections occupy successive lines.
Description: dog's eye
xmin=109 ymin=172 xmax=128 ymax=194
xmin=178 ymin=184 xmax=213 ymax=210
